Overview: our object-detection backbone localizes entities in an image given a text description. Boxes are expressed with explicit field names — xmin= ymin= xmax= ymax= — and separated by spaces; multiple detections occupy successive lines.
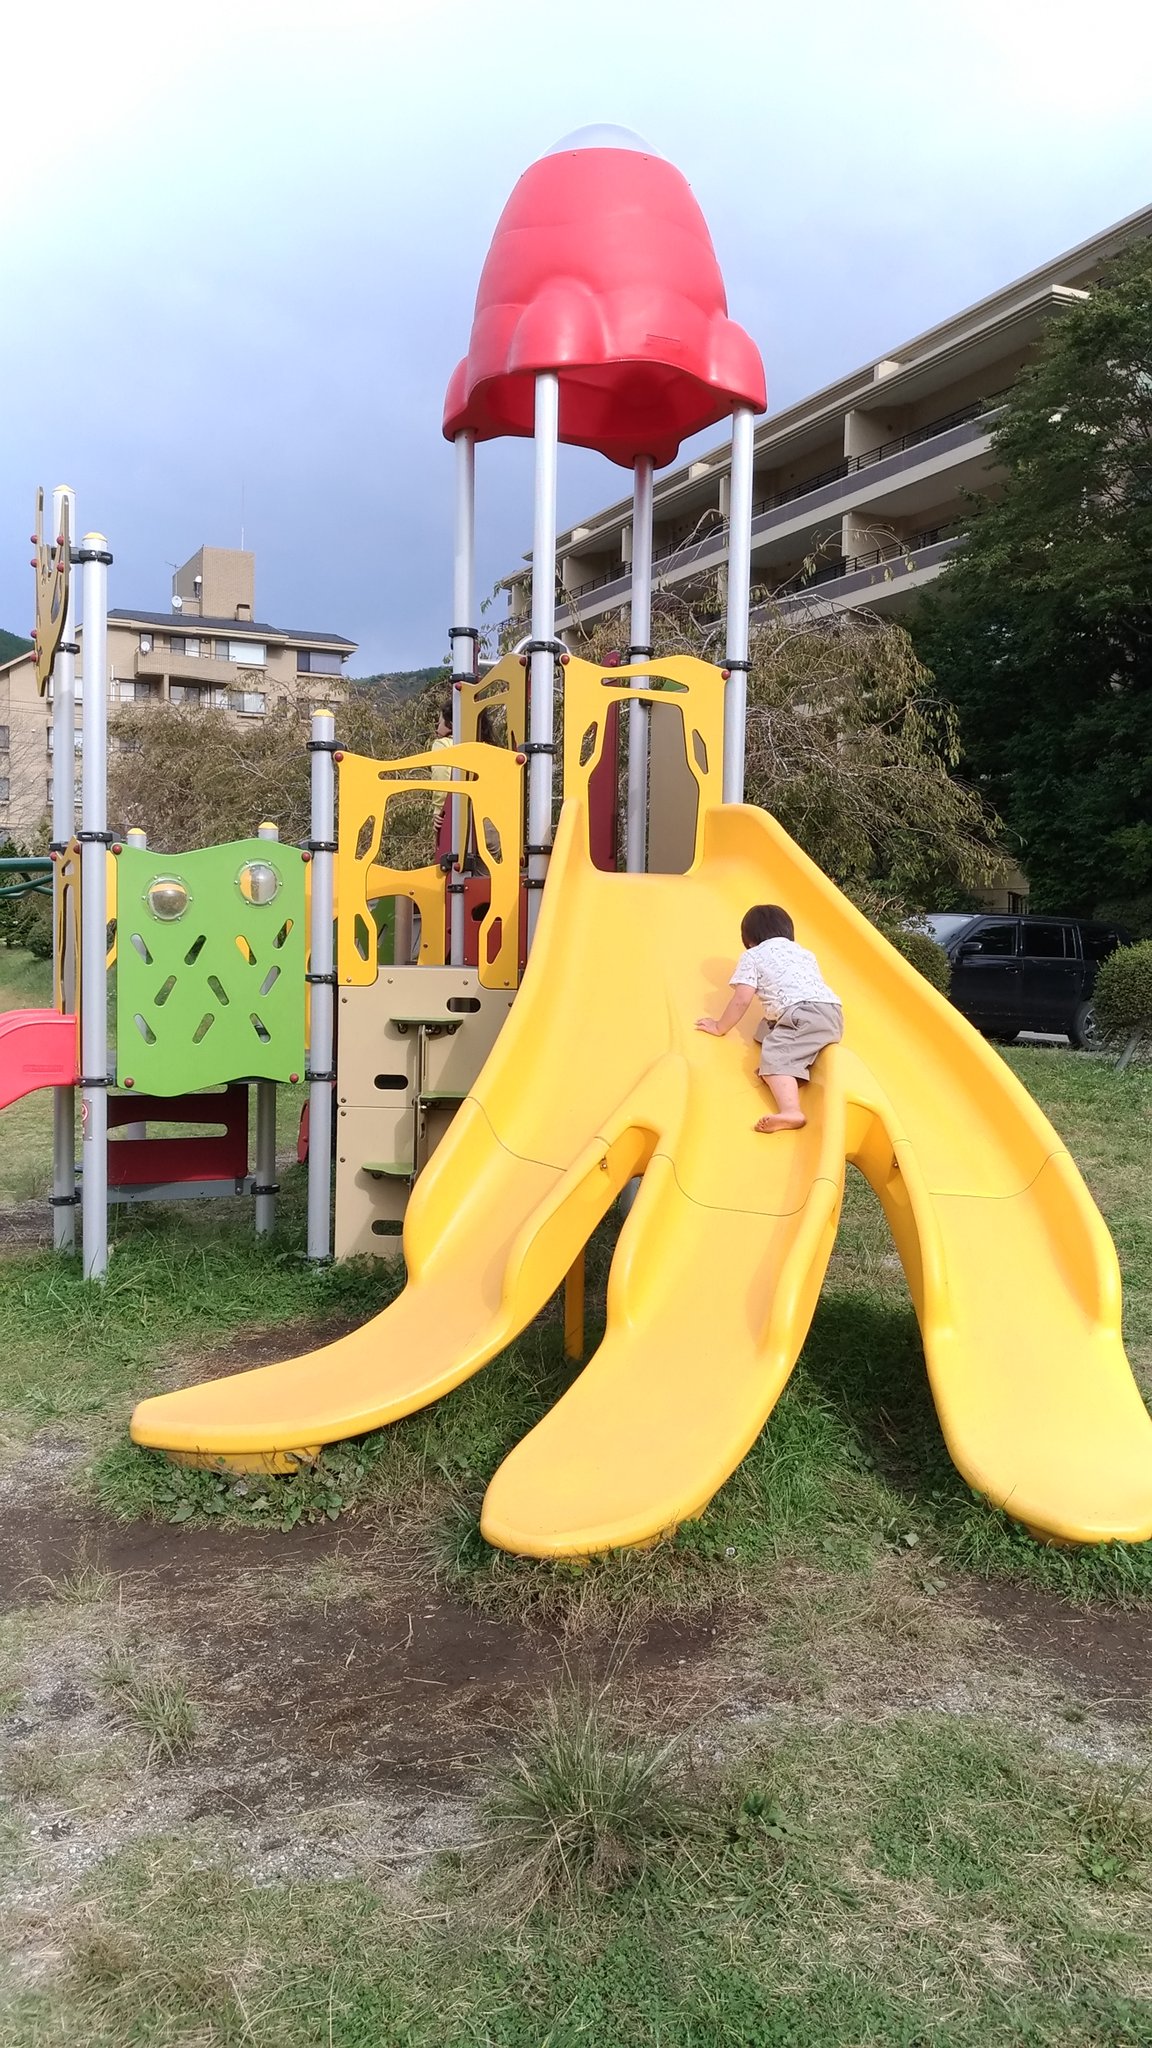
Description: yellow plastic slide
xmin=131 ymin=797 xmax=1152 ymax=1555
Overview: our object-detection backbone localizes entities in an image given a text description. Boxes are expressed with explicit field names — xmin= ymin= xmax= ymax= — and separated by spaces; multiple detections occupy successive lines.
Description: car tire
xmin=1070 ymin=999 xmax=1100 ymax=1052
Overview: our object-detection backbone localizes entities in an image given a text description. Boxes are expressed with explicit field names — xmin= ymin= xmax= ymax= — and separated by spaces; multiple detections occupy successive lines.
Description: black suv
xmin=922 ymin=914 xmax=1131 ymax=1048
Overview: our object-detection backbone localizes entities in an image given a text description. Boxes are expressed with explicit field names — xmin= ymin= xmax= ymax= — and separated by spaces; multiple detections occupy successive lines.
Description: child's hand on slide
xmin=695 ymin=1017 xmax=721 ymax=1034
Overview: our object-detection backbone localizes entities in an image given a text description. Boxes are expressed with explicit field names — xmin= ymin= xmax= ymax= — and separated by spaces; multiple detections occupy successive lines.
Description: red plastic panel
xmin=443 ymin=147 xmax=765 ymax=467
xmin=458 ymin=875 xmax=529 ymax=976
xmin=107 ymin=1085 xmax=249 ymax=1188
xmin=587 ymin=700 xmax=620 ymax=872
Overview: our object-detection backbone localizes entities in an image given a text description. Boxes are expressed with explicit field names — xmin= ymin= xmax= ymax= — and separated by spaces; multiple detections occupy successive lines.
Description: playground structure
xmin=4 ymin=489 xmax=340 ymax=1273
xmin=7 ymin=127 xmax=1152 ymax=1556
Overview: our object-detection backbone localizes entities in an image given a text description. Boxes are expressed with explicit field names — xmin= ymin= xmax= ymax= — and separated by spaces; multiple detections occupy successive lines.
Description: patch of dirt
xmin=0 ymin=1205 xmax=52 ymax=1256
xmin=152 ymin=1314 xmax=370 ymax=1389
xmin=965 ymin=1577 xmax=1152 ymax=1723
xmin=3 ymin=1497 xmax=723 ymax=1810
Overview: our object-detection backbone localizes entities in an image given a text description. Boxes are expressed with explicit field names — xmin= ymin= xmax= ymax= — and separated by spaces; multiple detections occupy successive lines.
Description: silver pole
xmin=625 ymin=454 xmax=654 ymax=872
xmin=50 ymin=485 xmax=77 ymax=1252
xmin=78 ymin=532 xmax=110 ymax=1281
xmin=723 ymin=406 xmax=756 ymax=803
xmin=449 ymin=429 xmax=476 ymax=967
xmin=254 ymin=819 xmax=279 ymax=1238
xmin=526 ymin=372 xmax=560 ymax=943
xmin=306 ymin=709 xmax=335 ymax=1260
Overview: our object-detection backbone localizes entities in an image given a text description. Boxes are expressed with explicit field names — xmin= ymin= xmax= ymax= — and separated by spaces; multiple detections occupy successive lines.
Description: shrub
xmin=16 ymin=893 xmax=54 ymax=960
xmin=1094 ymin=940 xmax=1152 ymax=1036
xmin=886 ymin=927 xmax=951 ymax=994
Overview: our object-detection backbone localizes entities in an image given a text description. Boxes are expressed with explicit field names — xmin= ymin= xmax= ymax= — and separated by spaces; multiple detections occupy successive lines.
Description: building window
xmin=47 ymin=730 xmax=82 ymax=754
xmin=46 ymin=680 xmax=83 ymax=702
xmin=230 ymin=691 xmax=266 ymax=715
xmin=115 ymin=679 xmax=156 ymax=703
xmin=297 ymin=648 xmax=342 ymax=675
xmin=0 ymin=726 xmax=8 ymax=751
xmin=226 ymin=639 xmax=266 ymax=666
xmin=46 ymin=780 xmax=53 ymax=805
xmin=0 ymin=777 xmax=8 ymax=801
xmin=171 ymin=683 xmax=229 ymax=709
xmin=139 ymin=633 xmax=155 ymax=654
xmin=170 ymin=635 xmax=202 ymax=658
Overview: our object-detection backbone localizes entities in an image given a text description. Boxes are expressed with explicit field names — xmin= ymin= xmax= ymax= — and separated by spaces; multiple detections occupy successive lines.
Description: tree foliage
xmin=107 ymin=685 xmax=447 ymax=864
xmin=572 ymin=590 xmax=1001 ymax=907
xmin=911 ymin=240 xmax=1152 ymax=929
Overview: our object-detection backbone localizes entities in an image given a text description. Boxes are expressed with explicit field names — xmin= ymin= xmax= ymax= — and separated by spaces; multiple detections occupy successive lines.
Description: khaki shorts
xmin=755 ymin=1001 xmax=843 ymax=1081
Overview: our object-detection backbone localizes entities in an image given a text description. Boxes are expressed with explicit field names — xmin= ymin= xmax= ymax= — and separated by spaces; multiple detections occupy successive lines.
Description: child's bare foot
xmin=754 ymin=1112 xmax=806 ymax=1134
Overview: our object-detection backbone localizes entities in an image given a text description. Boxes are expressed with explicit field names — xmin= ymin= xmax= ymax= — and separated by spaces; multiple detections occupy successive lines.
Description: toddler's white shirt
xmin=730 ymin=938 xmax=841 ymax=1021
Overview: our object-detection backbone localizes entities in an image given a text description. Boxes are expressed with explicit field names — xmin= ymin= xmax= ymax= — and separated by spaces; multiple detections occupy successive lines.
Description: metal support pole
xmin=625 ymin=455 xmax=654 ymax=873
xmin=306 ymin=710 xmax=335 ymax=1260
xmin=449 ymin=429 xmax=476 ymax=967
xmin=526 ymin=373 xmax=560 ymax=944
xmin=78 ymin=532 xmax=111 ymax=1281
xmin=254 ymin=820 xmax=279 ymax=1238
xmin=723 ymin=406 xmax=756 ymax=804
xmin=50 ymin=485 xmax=77 ymax=1252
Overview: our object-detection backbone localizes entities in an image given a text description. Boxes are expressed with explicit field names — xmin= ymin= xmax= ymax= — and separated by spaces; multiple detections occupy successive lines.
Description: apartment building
xmin=0 ymin=546 xmax=356 ymax=842
xmin=504 ymin=203 xmax=1152 ymax=637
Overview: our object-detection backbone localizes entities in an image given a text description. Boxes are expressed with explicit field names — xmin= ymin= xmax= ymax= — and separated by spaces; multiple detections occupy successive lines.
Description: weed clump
xmin=476 ymin=1684 xmax=700 ymax=1908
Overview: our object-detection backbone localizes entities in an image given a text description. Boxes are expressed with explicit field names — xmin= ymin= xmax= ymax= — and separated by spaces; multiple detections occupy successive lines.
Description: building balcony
xmin=766 ymin=533 xmax=965 ymax=616
xmin=135 ymin=649 xmax=240 ymax=684
xmin=554 ymin=397 xmax=1001 ymax=627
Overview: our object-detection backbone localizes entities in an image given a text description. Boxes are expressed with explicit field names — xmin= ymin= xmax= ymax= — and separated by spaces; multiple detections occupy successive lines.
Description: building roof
xmin=108 ymin=609 xmax=356 ymax=649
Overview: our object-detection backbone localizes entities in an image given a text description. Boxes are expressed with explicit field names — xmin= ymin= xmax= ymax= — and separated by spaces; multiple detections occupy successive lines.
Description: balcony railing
xmin=751 ymin=392 xmax=1007 ymax=517
xmin=558 ymin=395 xmax=1004 ymax=612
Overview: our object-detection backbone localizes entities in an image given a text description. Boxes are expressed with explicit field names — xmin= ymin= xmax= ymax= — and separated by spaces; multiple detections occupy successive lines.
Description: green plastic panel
xmin=114 ymin=839 xmax=306 ymax=1095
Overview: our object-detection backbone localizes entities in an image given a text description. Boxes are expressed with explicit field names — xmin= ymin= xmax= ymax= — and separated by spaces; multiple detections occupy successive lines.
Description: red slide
xmin=0 ymin=1010 xmax=78 ymax=1111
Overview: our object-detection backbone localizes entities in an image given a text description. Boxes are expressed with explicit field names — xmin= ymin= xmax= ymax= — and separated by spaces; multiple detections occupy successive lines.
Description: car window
xmin=1081 ymin=926 xmax=1122 ymax=962
xmin=970 ymin=922 xmax=1017 ymax=956
xmin=924 ymin=914 xmax=976 ymax=946
xmin=1022 ymin=924 xmax=1072 ymax=959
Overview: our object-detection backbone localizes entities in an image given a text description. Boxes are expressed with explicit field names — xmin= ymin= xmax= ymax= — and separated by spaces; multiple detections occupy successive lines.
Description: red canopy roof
xmin=443 ymin=143 xmax=766 ymax=469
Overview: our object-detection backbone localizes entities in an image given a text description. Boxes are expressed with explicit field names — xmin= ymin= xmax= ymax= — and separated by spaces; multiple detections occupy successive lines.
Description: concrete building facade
xmin=0 ymin=547 xmax=355 ymax=843
xmin=503 ymin=204 xmax=1152 ymax=638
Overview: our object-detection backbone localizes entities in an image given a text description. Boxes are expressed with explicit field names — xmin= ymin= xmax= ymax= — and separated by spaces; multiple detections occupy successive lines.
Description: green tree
xmin=107 ymin=685 xmax=448 ymax=867
xmin=573 ymin=590 xmax=1001 ymax=908
xmin=912 ymin=240 xmax=1152 ymax=929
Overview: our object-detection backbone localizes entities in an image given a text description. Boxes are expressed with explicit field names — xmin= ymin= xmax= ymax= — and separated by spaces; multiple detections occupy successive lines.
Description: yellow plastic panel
xmin=132 ymin=796 xmax=1152 ymax=1553
xmin=337 ymin=742 xmax=523 ymax=991
xmin=560 ymin=653 xmax=725 ymax=862
xmin=459 ymin=653 xmax=528 ymax=751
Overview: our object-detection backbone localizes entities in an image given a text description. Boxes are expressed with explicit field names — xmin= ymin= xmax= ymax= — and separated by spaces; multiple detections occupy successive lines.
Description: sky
xmin=2 ymin=0 xmax=1151 ymax=674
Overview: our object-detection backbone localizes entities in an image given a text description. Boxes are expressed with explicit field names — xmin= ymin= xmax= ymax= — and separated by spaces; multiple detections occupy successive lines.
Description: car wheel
xmin=1070 ymin=999 xmax=1101 ymax=1051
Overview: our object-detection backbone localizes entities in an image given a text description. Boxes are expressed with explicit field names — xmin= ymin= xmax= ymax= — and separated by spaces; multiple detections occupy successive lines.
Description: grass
xmin=101 ymin=1648 xmax=199 ymax=1763
xmin=2 ymin=1709 xmax=1149 ymax=2046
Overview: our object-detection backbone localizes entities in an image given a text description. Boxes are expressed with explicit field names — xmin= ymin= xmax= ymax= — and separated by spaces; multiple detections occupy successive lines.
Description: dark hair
xmin=437 ymin=701 xmax=453 ymax=728
xmin=476 ymin=707 xmax=496 ymax=745
xmin=741 ymin=903 xmax=794 ymax=947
